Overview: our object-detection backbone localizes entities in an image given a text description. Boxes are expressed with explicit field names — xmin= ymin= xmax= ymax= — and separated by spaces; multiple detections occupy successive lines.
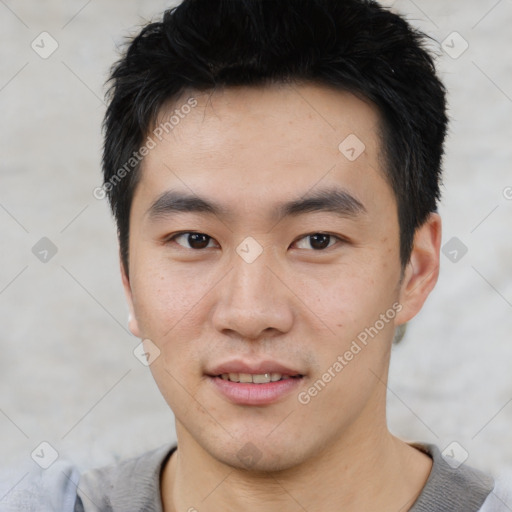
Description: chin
xmin=207 ymin=434 xmax=310 ymax=474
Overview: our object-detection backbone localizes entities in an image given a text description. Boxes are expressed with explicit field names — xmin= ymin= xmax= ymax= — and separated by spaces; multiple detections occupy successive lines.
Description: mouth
xmin=215 ymin=372 xmax=303 ymax=384
xmin=208 ymin=368 xmax=305 ymax=406
xmin=206 ymin=361 xmax=305 ymax=405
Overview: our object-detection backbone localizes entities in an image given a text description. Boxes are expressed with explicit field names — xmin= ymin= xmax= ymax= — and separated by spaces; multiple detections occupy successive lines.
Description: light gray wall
xmin=1 ymin=0 xmax=511 ymax=477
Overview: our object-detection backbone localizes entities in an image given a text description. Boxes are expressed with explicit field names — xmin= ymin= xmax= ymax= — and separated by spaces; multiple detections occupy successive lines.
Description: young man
xmin=2 ymin=1 xmax=510 ymax=511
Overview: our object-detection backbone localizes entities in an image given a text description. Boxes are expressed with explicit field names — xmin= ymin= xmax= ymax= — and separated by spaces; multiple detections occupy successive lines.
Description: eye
xmin=293 ymin=233 xmax=340 ymax=251
xmin=168 ymin=232 xmax=218 ymax=250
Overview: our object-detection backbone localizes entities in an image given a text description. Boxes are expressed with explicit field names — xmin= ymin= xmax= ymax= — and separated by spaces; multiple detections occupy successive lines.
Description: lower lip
xmin=208 ymin=376 xmax=303 ymax=405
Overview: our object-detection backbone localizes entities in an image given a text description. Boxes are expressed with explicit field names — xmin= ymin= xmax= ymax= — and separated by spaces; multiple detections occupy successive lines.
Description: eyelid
xmin=292 ymin=232 xmax=346 ymax=250
xmin=164 ymin=231 xmax=347 ymax=251
xmin=165 ymin=231 xmax=219 ymax=249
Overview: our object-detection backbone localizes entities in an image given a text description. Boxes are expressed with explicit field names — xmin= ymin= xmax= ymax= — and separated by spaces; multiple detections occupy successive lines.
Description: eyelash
xmin=165 ymin=231 xmax=346 ymax=251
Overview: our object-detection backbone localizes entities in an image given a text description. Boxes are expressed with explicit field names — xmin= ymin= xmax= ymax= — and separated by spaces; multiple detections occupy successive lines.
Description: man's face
xmin=124 ymin=84 xmax=420 ymax=471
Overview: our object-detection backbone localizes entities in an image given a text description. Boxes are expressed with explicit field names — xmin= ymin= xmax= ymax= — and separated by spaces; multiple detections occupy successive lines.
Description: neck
xmin=162 ymin=419 xmax=432 ymax=512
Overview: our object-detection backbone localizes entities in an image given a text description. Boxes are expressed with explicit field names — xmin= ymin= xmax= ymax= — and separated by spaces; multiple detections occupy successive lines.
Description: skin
xmin=122 ymin=83 xmax=442 ymax=511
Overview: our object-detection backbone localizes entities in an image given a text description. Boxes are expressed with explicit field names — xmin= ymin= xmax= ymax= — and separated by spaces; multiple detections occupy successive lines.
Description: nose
xmin=211 ymin=247 xmax=294 ymax=341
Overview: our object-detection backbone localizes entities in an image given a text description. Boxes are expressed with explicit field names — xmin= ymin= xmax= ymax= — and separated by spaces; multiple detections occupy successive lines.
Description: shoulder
xmin=479 ymin=470 xmax=512 ymax=512
xmin=75 ymin=444 xmax=176 ymax=512
xmin=409 ymin=442 xmax=512 ymax=512
xmin=0 ymin=444 xmax=176 ymax=512
xmin=0 ymin=459 xmax=80 ymax=512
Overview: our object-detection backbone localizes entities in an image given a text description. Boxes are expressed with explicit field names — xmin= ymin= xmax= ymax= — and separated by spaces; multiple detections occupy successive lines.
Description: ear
xmin=120 ymin=255 xmax=142 ymax=338
xmin=395 ymin=213 xmax=442 ymax=325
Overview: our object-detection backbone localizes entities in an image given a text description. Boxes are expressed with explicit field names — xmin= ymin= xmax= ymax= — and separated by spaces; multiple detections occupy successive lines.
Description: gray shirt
xmin=1 ymin=443 xmax=511 ymax=511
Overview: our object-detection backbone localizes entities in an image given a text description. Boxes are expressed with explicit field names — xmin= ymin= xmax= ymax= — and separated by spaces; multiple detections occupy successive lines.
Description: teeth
xmin=219 ymin=372 xmax=299 ymax=383
xmin=253 ymin=373 xmax=271 ymax=384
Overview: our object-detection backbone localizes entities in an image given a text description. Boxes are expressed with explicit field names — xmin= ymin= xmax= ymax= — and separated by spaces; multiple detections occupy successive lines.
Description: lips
xmin=207 ymin=360 xmax=304 ymax=380
xmin=219 ymin=372 xmax=300 ymax=384
xmin=206 ymin=359 xmax=305 ymax=405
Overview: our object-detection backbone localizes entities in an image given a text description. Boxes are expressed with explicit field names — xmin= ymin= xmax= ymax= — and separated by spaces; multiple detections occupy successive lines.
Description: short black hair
xmin=102 ymin=0 xmax=448 ymax=273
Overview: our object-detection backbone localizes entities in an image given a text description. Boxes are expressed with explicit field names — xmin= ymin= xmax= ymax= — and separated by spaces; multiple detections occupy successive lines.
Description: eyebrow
xmin=146 ymin=187 xmax=366 ymax=222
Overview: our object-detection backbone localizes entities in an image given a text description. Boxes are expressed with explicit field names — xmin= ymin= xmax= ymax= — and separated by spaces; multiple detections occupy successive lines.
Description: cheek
xmin=131 ymin=262 xmax=214 ymax=395
xmin=294 ymin=258 xmax=399 ymax=334
xmin=130 ymin=256 xmax=213 ymax=340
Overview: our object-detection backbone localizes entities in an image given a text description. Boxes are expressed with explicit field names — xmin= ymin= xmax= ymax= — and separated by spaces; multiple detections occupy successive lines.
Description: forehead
xmin=153 ymin=83 xmax=382 ymax=157
xmin=135 ymin=83 xmax=392 ymax=218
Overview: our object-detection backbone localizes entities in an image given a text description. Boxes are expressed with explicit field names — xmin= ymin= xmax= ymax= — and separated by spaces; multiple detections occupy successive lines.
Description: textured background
xmin=1 ymin=0 xmax=511 ymax=481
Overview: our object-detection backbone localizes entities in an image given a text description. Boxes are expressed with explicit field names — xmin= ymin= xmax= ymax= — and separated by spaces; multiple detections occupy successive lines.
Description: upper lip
xmin=207 ymin=359 xmax=304 ymax=377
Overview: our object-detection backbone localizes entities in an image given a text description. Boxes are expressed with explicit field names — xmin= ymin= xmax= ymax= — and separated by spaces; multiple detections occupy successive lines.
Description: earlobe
xmin=120 ymin=257 xmax=142 ymax=338
xmin=395 ymin=213 xmax=442 ymax=325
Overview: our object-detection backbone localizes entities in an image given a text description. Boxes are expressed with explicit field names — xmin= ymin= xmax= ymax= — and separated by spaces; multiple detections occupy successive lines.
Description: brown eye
xmin=294 ymin=233 xmax=337 ymax=250
xmin=172 ymin=232 xmax=215 ymax=249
